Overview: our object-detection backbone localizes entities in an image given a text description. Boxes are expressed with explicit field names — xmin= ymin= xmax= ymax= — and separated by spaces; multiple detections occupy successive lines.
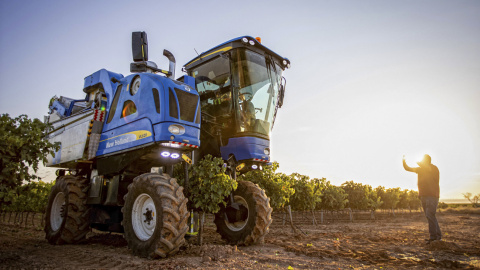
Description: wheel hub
xmin=143 ymin=208 xmax=153 ymax=225
xmin=225 ymin=203 xmax=248 ymax=223
xmin=132 ymin=193 xmax=157 ymax=241
xmin=224 ymin=195 xmax=249 ymax=231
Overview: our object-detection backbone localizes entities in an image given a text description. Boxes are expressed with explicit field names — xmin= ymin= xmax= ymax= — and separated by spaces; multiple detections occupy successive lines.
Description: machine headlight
xmin=171 ymin=153 xmax=180 ymax=159
xmin=168 ymin=124 xmax=185 ymax=135
xmin=283 ymin=60 xmax=288 ymax=65
xmin=169 ymin=126 xmax=180 ymax=134
xmin=241 ymin=37 xmax=249 ymax=43
xmin=161 ymin=151 xmax=170 ymax=157
xmin=252 ymin=165 xmax=258 ymax=170
xmin=248 ymin=40 xmax=255 ymax=45
xmin=264 ymin=148 xmax=270 ymax=155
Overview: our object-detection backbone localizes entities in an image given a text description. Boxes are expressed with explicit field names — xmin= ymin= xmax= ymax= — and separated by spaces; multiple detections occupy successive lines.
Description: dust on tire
xmin=122 ymin=173 xmax=189 ymax=258
xmin=214 ymin=180 xmax=273 ymax=245
xmin=44 ymin=175 xmax=90 ymax=244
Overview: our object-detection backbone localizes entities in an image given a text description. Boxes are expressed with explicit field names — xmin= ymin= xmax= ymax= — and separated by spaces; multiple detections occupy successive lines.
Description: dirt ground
xmin=1 ymin=211 xmax=479 ymax=269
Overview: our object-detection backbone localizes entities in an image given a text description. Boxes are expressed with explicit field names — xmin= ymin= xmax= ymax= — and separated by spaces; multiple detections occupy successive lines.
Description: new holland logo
xmin=102 ymin=130 xmax=152 ymax=149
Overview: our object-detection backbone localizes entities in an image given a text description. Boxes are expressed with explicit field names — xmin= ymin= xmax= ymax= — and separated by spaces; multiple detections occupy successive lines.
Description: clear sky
xmin=1 ymin=0 xmax=479 ymax=199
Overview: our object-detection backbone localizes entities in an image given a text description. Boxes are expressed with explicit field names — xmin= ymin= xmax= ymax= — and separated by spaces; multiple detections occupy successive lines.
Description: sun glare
xmin=405 ymin=153 xmax=426 ymax=164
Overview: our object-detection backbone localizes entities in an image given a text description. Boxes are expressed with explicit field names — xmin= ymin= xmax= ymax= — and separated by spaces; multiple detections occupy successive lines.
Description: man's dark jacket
xmin=403 ymin=161 xmax=440 ymax=198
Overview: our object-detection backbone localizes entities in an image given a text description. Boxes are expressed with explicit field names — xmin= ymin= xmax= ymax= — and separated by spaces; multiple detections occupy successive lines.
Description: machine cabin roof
xmin=183 ymin=36 xmax=290 ymax=71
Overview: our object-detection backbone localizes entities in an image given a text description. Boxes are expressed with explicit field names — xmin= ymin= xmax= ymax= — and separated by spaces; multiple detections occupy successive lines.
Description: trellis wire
xmin=0 ymin=211 xmax=45 ymax=228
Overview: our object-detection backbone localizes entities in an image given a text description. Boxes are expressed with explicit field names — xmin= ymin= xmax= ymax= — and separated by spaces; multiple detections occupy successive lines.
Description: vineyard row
xmin=1 ymin=208 xmax=426 ymax=229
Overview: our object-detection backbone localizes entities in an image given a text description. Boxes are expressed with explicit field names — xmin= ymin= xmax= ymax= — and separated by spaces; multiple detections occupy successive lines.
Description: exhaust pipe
xmin=163 ymin=49 xmax=176 ymax=79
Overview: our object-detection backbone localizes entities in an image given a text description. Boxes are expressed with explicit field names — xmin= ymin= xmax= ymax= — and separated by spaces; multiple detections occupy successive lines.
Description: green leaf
xmin=0 ymin=114 xmax=57 ymax=205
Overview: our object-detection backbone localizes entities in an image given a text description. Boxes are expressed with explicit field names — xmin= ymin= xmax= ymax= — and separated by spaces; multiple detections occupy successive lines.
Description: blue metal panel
xmin=153 ymin=122 xmax=200 ymax=146
xmin=96 ymin=117 xmax=154 ymax=156
xmin=160 ymin=76 xmax=201 ymax=127
xmin=220 ymin=137 xmax=270 ymax=161
xmin=65 ymin=98 xmax=87 ymax=116
xmin=182 ymin=75 xmax=196 ymax=90
xmin=102 ymin=73 xmax=200 ymax=132
xmin=102 ymin=73 xmax=163 ymax=132
xmin=97 ymin=71 xmax=201 ymax=157
xmin=175 ymin=75 xmax=196 ymax=90
xmin=50 ymin=100 xmax=67 ymax=116
xmin=83 ymin=70 xmax=101 ymax=89
xmin=83 ymin=69 xmax=124 ymax=110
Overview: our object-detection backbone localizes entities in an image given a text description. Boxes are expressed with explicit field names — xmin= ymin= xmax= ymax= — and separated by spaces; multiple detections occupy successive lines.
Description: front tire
xmin=122 ymin=173 xmax=188 ymax=258
xmin=45 ymin=175 xmax=90 ymax=244
xmin=214 ymin=180 xmax=273 ymax=245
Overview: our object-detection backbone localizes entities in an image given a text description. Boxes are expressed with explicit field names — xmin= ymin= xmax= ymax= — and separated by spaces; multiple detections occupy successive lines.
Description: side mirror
xmin=132 ymin=32 xmax=148 ymax=62
xmin=278 ymin=84 xmax=285 ymax=108
xmin=278 ymin=85 xmax=284 ymax=108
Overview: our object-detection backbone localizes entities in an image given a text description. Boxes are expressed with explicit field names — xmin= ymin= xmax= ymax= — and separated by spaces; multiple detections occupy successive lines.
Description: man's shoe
xmin=426 ymin=239 xmax=442 ymax=244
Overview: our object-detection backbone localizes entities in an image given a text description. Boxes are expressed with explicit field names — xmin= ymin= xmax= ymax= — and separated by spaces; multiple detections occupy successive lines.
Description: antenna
xmin=194 ymin=48 xmax=203 ymax=62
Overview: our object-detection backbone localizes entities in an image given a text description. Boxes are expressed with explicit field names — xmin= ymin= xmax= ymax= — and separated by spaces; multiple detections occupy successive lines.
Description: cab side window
xmin=193 ymin=56 xmax=231 ymax=117
xmin=107 ymin=85 xmax=123 ymax=124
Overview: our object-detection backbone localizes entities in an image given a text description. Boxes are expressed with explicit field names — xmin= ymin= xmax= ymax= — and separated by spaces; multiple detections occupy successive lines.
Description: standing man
xmin=403 ymin=154 xmax=441 ymax=243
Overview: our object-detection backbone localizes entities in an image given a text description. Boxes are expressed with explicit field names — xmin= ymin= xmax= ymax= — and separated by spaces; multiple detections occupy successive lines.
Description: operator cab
xmin=184 ymin=36 xmax=289 ymax=172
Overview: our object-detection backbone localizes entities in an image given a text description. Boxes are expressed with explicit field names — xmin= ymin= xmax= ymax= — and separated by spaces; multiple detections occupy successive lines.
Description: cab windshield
xmin=192 ymin=48 xmax=283 ymax=138
xmin=231 ymin=49 xmax=282 ymax=136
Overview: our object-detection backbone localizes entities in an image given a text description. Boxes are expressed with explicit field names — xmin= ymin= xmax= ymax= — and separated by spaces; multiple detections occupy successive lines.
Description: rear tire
xmin=122 ymin=173 xmax=188 ymax=258
xmin=214 ymin=180 xmax=273 ymax=245
xmin=45 ymin=175 xmax=90 ymax=244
